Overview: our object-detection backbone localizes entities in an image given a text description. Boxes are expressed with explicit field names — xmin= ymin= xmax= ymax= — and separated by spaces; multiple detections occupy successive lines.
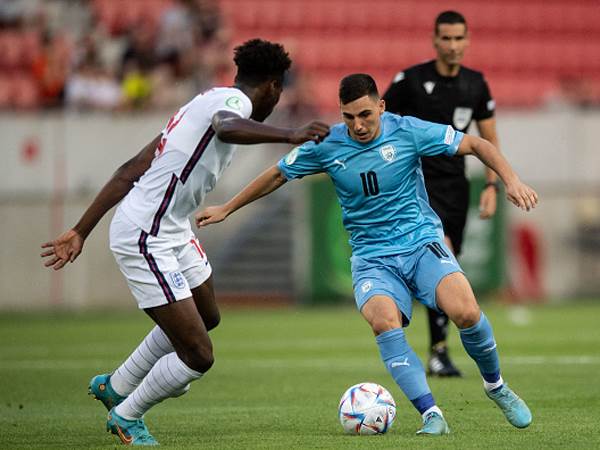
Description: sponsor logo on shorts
xmin=169 ymin=271 xmax=186 ymax=290
xmin=361 ymin=280 xmax=372 ymax=293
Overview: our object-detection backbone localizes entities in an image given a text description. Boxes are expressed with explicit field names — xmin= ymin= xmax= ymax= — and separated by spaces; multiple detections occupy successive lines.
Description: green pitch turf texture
xmin=1 ymin=302 xmax=599 ymax=449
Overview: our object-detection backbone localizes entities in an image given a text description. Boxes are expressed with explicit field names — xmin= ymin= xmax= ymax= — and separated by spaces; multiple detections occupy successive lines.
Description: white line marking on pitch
xmin=1 ymin=355 xmax=599 ymax=370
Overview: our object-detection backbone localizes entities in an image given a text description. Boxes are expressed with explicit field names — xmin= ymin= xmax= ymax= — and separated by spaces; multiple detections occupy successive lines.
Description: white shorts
xmin=109 ymin=212 xmax=212 ymax=309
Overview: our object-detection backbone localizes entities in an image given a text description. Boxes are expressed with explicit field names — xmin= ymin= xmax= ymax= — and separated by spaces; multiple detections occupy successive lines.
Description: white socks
xmin=422 ymin=405 xmax=443 ymax=421
xmin=484 ymin=375 xmax=504 ymax=392
xmin=111 ymin=326 xmax=174 ymax=397
xmin=115 ymin=352 xmax=202 ymax=420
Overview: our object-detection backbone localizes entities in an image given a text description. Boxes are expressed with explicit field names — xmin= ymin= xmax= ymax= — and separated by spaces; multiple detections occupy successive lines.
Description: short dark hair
xmin=233 ymin=39 xmax=292 ymax=86
xmin=435 ymin=10 xmax=467 ymax=34
xmin=339 ymin=73 xmax=379 ymax=104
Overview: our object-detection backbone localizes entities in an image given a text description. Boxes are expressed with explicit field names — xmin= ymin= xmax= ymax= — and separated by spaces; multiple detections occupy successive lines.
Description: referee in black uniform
xmin=383 ymin=10 xmax=500 ymax=377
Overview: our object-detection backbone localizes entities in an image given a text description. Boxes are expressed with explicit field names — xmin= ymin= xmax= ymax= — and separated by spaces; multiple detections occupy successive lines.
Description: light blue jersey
xmin=277 ymin=112 xmax=464 ymax=258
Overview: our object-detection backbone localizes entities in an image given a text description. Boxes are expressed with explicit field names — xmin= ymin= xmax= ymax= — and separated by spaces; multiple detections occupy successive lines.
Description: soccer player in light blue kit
xmin=197 ymin=74 xmax=537 ymax=435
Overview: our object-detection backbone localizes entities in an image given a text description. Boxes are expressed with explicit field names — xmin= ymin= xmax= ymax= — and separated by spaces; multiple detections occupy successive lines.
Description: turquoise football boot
xmin=416 ymin=411 xmax=450 ymax=436
xmin=89 ymin=373 xmax=126 ymax=411
xmin=486 ymin=384 xmax=532 ymax=428
xmin=107 ymin=407 xmax=159 ymax=446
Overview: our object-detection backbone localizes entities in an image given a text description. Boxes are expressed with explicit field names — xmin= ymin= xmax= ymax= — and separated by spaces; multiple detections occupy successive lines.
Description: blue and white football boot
xmin=89 ymin=373 xmax=126 ymax=411
xmin=107 ymin=407 xmax=158 ymax=446
xmin=486 ymin=384 xmax=532 ymax=428
xmin=416 ymin=411 xmax=450 ymax=436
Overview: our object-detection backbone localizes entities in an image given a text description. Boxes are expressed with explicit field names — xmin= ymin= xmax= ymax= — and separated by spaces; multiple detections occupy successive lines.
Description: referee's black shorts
xmin=425 ymin=177 xmax=470 ymax=256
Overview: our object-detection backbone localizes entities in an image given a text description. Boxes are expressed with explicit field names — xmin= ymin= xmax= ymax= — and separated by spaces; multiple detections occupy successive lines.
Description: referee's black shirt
xmin=383 ymin=60 xmax=495 ymax=180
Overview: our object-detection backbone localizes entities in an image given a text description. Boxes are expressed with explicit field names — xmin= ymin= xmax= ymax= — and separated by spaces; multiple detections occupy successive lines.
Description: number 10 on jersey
xmin=360 ymin=171 xmax=379 ymax=196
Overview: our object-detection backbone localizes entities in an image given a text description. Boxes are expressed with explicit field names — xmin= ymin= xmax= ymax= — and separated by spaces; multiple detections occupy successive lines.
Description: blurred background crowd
xmin=0 ymin=0 xmax=235 ymax=111
xmin=1 ymin=0 xmax=600 ymax=114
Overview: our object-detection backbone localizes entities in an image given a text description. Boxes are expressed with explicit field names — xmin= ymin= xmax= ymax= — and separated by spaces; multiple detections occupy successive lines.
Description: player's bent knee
xmin=204 ymin=311 xmax=221 ymax=331
xmin=370 ymin=316 xmax=402 ymax=335
xmin=181 ymin=341 xmax=215 ymax=373
xmin=361 ymin=295 xmax=402 ymax=335
xmin=453 ymin=304 xmax=481 ymax=329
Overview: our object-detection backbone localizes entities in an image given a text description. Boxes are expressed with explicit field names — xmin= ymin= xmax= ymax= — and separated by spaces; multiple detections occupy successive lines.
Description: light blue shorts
xmin=351 ymin=241 xmax=463 ymax=326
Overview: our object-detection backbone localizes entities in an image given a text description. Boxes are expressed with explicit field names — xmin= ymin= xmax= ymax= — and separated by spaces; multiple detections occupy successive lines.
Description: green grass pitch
xmin=1 ymin=302 xmax=599 ymax=449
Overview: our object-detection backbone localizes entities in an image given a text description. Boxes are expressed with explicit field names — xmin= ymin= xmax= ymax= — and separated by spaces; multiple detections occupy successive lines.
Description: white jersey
xmin=118 ymin=87 xmax=253 ymax=243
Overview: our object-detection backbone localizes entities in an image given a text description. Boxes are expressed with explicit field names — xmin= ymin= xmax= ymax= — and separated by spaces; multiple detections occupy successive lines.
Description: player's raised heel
xmin=416 ymin=411 xmax=450 ymax=436
xmin=486 ymin=384 xmax=532 ymax=428
xmin=89 ymin=373 xmax=126 ymax=411
xmin=107 ymin=407 xmax=159 ymax=446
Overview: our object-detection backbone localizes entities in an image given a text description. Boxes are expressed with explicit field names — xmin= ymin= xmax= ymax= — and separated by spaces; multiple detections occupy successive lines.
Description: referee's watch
xmin=483 ymin=180 xmax=501 ymax=192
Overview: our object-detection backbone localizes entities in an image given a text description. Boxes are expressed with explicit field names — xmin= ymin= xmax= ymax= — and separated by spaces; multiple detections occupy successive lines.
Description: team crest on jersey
xmin=169 ymin=272 xmax=186 ymax=290
xmin=453 ymin=107 xmax=473 ymax=130
xmin=285 ymin=147 xmax=300 ymax=165
xmin=379 ymin=145 xmax=396 ymax=162
xmin=226 ymin=96 xmax=243 ymax=110
xmin=423 ymin=81 xmax=436 ymax=94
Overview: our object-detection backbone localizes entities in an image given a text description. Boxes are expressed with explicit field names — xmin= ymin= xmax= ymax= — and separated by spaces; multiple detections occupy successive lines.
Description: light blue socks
xmin=459 ymin=311 xmax=502 ymax=388
xmin=376 ymin=327 xmax=435 ymax=414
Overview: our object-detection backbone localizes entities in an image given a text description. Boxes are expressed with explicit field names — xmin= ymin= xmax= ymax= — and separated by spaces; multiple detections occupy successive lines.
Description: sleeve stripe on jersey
xmin=150 ymin=173 xmax=179 ymax=236
xmin=180 ymin=126 xmax=216 ymax=184
xmin=138 ymin=231 xmax=176 ymax=303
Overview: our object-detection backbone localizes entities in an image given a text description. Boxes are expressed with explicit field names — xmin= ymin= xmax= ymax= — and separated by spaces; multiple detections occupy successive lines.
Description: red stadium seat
xmin=21 ymin=31 xmax=41 ymax=67
xmin=0 ymin=76 xmax=12 ymax=108
xmin=13 ymin=75 xmax=40 ymax=110
xmin=93 ymin=0 xmax=172 ymax=35
xmin=311 ymin=73 xmax=342 ymax=112
xmin=219 ymin=0 xmax=600 ymax=108
xmin=0 ymin=32 xmax=25 ymax=70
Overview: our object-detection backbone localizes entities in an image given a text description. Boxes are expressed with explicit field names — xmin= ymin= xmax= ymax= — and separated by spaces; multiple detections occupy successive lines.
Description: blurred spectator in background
xmin=149 ymin=52 xmax=195 ymax=109
xmin=121 ymin=59 xmax=152 ymax=109
xmin=65 ymin=36 xmax=121 ymax=111
xmin=157 ymin=0 xmax=231 ymax=93
xmin=0 ymin=0 xmax=42 ymax=30
xmin=120 ymin=21 xmax=157 ymax=77
xmin=31 ymin=30 xmax=70 ymax=108
xmin=269 ymin=68 xmax=319 ymax=127
xmin=1 ymin=0 xmax=231 ymax=111
xmin=119 ymin=22 xmax=157 ymax=108
xmin=65 ymin=57 xmax=122 ymax=111
xmin=156 ymin=0 xmax=195 ymax=60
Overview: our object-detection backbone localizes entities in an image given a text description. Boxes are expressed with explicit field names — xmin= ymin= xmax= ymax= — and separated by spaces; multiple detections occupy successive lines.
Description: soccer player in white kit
xmin=41 ymin=39 xmax=329 ymax=446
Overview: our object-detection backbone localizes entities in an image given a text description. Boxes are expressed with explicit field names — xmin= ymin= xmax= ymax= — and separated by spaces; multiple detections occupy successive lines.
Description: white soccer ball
xmin=338 ymin=382 xmax=396 ymax=435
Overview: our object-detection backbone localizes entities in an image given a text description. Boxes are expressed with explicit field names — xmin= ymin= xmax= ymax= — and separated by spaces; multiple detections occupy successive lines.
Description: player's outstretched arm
xmin=41 ymin=134 xmax=161 ymax=270
xmin=457 ymin=134 xmax=539 ymax=211
xmin=212 ymin=111 xmax=329 ymax=145
xmin=476 ymin=117 xmax=500 ymax=219
xmin=196 ymin=165 xmax=286 ymax=227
